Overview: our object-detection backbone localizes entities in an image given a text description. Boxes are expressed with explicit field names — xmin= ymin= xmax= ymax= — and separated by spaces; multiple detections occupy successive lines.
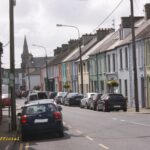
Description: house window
xmin=125 ymin=79 xmax=128 ymax=97
xmin=101 ymin=80 xmax=104 ymax=92
xmin=125 ymin=47 xmax=128 ymax=69
xmin=79 ymin=64 xmax=80 ymax=73
xmin=108 ymin=54 xmax=111 ymax=72
xmin=120 ymin=49 xmax=123 ymax=69
xmin=119 ymin=79 xmax=122 ymax=93
xmin=113 ymin=53 xmax=115 ymax=72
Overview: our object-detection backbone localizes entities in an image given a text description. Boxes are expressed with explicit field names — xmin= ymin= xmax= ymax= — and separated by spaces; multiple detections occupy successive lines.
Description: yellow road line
xmin=19 ymin=143 xmax=23 ymax=150
xmin=25 ymin=143 xmax=29 ymax=150
xmin=99 ymin=144 xmax=109 ymax=149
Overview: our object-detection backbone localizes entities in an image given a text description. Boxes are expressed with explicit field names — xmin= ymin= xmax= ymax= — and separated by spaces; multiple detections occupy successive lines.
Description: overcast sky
xmin=0 ymin=0 xmax=150 ymax=68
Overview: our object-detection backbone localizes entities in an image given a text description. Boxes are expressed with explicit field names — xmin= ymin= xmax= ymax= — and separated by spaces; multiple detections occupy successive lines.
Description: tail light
xmin=21 ymin=115 xmax=27 ymax=124
xmin=53 ymin=111 xmax=61 ymax=121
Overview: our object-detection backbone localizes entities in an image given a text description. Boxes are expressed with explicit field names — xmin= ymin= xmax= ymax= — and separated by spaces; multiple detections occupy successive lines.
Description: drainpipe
xmin=0 ymin=42 xmax=3 ymax=123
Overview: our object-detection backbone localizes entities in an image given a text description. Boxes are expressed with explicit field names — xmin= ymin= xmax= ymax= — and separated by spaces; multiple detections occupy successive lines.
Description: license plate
xmin=34 ymin=119 xmax=48 ymax=123
xmin=114 ymin=105 xmax=120 ymax=108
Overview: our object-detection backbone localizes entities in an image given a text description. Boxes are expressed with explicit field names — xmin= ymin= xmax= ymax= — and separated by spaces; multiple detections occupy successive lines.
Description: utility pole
xmin=130 ymin=0 xmax=139 ymax=112
xmin=9 ymin=0 xmax=17 ymax=130
xmin=0 ymin=42 xmax=3 ymax=124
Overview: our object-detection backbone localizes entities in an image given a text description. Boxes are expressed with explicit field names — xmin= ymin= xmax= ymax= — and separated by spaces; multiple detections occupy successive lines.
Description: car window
xmin=110 ymin=94 xmax=124 ymax=99
xmin=25 ymin=104 xmax=57 ymax=115
xmin=29 ymin=95 xmax=38 ymax=101
xmin=38 ymin=93 xmax=48 ymax=99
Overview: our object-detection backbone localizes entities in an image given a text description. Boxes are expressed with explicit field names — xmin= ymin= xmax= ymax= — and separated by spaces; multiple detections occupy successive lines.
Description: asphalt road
xmin=12 ymin=99 xmax=150 ymax=150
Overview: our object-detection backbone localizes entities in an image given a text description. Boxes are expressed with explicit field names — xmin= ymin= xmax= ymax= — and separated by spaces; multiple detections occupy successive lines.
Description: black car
xmin=18 ymin=99 xmax=64 ymax=141
xmin=63 ymin=92 xmax=83 ymax=106
xmin=97 ymin=93 xmax=127 ymax=112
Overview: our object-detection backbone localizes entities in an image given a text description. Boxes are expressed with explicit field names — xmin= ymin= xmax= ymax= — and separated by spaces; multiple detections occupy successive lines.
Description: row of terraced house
xmin=22 ymin=4 xmax=150 ymax=108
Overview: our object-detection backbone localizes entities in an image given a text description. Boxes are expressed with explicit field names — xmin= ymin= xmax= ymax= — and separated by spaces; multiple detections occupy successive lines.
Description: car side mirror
xmin=58 ymin=106 xmax=62 ymax=111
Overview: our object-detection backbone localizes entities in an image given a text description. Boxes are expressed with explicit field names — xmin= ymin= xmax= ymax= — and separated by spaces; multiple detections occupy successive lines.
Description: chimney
xmin=82 ymin=34 xmax=96 ymax=45
xmin=68 ymin=39 xmax=79 ymax=50
xmin=54 ymin=47 xmax=62 ymax=56
xmin=61 ymin=44 xmax=68 ymax=52
xmin=145 ymin=3 xmax=150 ymax=20
xmin=96 ymin=28 xmax=114 ymax=41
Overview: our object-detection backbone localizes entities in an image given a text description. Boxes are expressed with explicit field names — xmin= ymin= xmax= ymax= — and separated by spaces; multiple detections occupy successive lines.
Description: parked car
xmin=63 ymin=92 xmax=83 ymax=106
xmin=25 ymin=91 xmax=48 ymax=104
xmin=18 ymin=99 xmax=64 ymax=141
xmin=54 ymin=92 xmax=67 ymax=104
xmin=89 ymin=93 xmax=102 ymax=110
xmin=1 ymin=94 xmax=11 ymax=107
xmin=97 ymin=93 xmax=127 ymax=112
xmin=49 ymin=92 xmax=57 ymax=99
xmin=80 ymin=93 xmax=97 ymax=108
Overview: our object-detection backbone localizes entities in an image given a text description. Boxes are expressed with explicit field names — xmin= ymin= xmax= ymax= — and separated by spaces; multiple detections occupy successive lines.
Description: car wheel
xmin=123 ymin=108 xmax=127 ymax=112
xmin=58 ymin=130 xmax=64 ymax=137
xmin=102 ymin=104 xmax=110 ymax=112
xmin=85 ymin=103 xmax=89 ymax=109
xmin=97 ymin=105 xmax=100 ymax=111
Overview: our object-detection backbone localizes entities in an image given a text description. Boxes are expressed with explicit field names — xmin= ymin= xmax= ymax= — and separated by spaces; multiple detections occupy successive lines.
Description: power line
xmin=92 ymin=0 xmax=124 ymax=32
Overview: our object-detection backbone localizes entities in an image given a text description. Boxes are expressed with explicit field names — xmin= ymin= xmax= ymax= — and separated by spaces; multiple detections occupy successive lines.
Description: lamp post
xmin=32 ymin=44 xmax=48 ymax=91
xmin=56 ymin=24 xmax=84 ymax=94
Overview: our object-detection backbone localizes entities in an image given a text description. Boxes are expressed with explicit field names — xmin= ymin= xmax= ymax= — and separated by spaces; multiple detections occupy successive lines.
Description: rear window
xmin=38 ymin=93 xmax=48 ymax=99
xmin=110 ymin=94 xmax=124 ymax=99
xmin=30 ymin=95 xmax=38 ymax=101
xmin=24 ymin=104 xmax=57 ymax=115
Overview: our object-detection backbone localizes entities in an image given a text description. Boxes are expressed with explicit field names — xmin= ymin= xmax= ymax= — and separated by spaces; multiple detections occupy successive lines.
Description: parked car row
xmin=80 ymin=93 xmax=127 ymax=112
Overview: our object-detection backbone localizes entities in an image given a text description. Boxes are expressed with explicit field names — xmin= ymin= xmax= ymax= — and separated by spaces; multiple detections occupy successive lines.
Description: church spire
xmin=23 ymin=36 xmax=29 ymax=55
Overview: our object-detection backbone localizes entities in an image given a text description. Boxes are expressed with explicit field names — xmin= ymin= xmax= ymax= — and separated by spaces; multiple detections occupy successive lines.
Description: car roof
xmin=24 ymin=99 xmax=56 ymax=107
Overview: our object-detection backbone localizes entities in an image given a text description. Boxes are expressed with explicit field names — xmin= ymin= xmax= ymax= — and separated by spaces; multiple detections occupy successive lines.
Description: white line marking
xmin=86 ymin=136 xmax=94 ymax=141
xmin=112 ymin=118 xmax=117 ymax=120
xmin=120 ymin=119 xmax=125 ymax=122
xmin=99 ymin=144 xmax=109 ymax=149
xmin=129 ymin=121 xmax=150 ymax=127
xmin=76 ymin=129 xmax=82 ymax=134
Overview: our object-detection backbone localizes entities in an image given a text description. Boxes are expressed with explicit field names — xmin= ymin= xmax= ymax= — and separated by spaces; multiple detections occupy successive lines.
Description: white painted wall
xmin=25 ymin=75 xmax=40 ymax=90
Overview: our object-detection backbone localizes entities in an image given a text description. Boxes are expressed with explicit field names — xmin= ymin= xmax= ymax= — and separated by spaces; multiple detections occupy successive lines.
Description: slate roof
xmin=64 ymin=36 xmax=97 ymax=62
xmin=88 ymin=18 xmax=150 ymax=56
xmin=48 ymin=48 xmax=76 ymax=66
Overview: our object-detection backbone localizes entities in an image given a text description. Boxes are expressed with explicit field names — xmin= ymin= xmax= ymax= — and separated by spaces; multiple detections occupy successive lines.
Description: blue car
xmin=18 ymin=99 xmax=64 ymax=141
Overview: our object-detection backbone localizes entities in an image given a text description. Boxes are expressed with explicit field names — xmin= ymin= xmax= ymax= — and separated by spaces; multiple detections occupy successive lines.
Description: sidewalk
xmin=127 ymin=107 xmax=150 ymax=114
xmin=0 ymin=112 xmax=19 ymax=150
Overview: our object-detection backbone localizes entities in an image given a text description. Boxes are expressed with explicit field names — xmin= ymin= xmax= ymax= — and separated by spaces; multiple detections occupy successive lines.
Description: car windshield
xmin=25 ymin=104 xmax=57 ymax=115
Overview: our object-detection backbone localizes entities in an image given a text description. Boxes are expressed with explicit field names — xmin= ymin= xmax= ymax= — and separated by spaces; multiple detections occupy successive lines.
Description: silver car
xmin=80 ymin=93 xmax=97 ymax=109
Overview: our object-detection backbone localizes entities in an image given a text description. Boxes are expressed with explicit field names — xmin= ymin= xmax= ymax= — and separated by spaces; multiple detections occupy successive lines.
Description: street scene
xmin=1 ymin=0 xmax=150 ymax=150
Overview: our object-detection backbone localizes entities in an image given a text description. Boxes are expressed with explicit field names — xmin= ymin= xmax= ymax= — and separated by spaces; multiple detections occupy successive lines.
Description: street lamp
xmin=32 ymin=44 xmax=49 ymax=91
xmin=56 ymin=24 xmax=84 ymax=94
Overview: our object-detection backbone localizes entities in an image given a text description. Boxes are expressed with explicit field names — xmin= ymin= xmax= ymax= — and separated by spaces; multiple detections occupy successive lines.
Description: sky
xmin=0 ymin=0 xmax=150 ymax=68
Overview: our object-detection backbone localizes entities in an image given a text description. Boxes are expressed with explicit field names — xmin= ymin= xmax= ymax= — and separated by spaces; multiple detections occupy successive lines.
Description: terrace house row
xmin=40 ymin=4 xmax=150 ymax=108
